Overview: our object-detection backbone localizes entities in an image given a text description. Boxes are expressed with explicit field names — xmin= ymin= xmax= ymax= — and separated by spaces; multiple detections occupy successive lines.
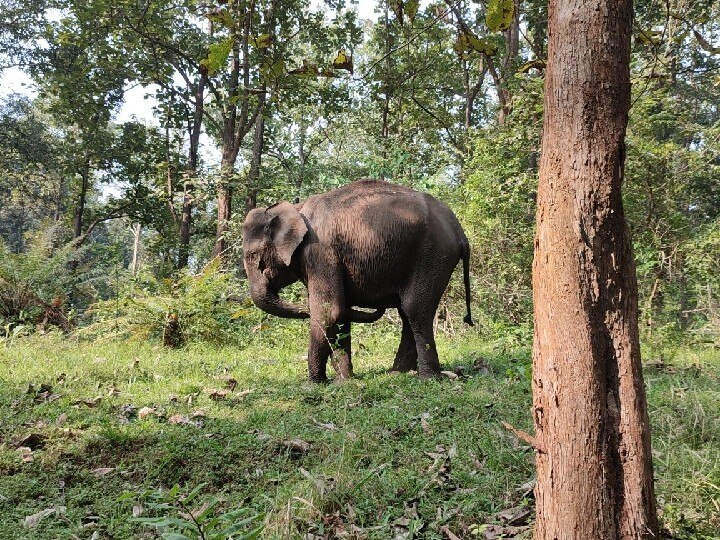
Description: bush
xmin=0 ymin=224 xmax=81 ymax=333
xmin=81 ymin=259 xmax=263 ymax=345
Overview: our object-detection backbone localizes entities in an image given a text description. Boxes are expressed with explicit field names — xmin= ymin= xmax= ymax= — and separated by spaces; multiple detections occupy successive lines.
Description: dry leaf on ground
xmin=137 ymin=406 xmax=156 ymax=419
xmin=23 ymin=506 xmax=65 ymax=528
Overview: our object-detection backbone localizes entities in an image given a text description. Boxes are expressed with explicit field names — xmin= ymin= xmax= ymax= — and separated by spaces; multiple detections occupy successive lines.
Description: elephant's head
xmin=242 ymin=201 xmax=310 ymax=319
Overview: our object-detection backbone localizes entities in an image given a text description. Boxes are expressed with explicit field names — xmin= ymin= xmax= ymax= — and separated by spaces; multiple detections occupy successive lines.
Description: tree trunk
xmin=244 ymin=95 xmax=266 ymax=215
xmin=73 ymin=162 xmax=90 ymax=240
xmin=54 ymin=175 xmax=64 ymax=222
xmin=177 ymin=67 xmax=207 ymax=269
xmin=531 ymin=0 xmax=659 ymax=538
xmin=131 ymin=223 xmax=142 ymax=275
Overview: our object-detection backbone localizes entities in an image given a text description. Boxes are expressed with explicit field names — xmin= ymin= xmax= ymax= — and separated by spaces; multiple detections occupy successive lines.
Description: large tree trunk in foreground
xmin=531 ymin=0 xmax=659 ymax=538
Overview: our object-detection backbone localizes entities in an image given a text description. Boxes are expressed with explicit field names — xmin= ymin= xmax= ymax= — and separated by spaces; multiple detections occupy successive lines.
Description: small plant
xmin=121 ymin=484 xmax=264 ymax=540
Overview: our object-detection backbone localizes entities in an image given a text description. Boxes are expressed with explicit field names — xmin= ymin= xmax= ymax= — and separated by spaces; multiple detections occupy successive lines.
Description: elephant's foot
xmin=391 ymin=352 xmax=418 ymax=373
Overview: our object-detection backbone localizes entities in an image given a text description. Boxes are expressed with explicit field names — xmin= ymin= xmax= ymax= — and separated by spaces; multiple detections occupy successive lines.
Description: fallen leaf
xmin=37 ymin=391 xmax=61 ymax=403
xmin=191 ymin=409 xmax=206 ymax=418
xmin=482 ymin=523 xmax=530 ymax=539
xmin=284 ymin=438 xmax=310 ymax=455
xmin=236 ymin=389 xmax=254 ymax=398
xmin=132 ymin=505 xmax=143 ymax=517
xmin=440 ymin=370 xmax=459 ymax=380
xmin=56 ymin=413 xmax=68 ymax=426
xmin=91 ymin=467 xmax=115 ymax=477
xmin=207 ymin=388 xmax=232 ymax=400
xmin=18 ymin=447 xmax=34 ymax=463
xmin=167 ymin=414 xmax=198 ymax=426
xmin=73 ymin=396 xmax=101 ymax=408
xmin=23 ymin=507 xmax=64 ymax=528
xmin=221 ymin=376 xmax=238 ymax=391
xmin=420 ymin=412 xmax=432 ymax=434
xmin=137 ymin=406 xmax=156 ymax=419
xmin=440 ymin=525 xmax=461 ymax=540
xmin=496 ymin=505 xmax=531 ymax=526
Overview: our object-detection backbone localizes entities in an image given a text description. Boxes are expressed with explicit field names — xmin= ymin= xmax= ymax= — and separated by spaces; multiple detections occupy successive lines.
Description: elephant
xmin=242 ymin=179 xmax=473 ymax=382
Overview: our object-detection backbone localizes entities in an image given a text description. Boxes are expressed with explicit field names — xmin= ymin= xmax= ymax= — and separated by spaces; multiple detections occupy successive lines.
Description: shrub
xmin=0 ymin=225 xmax=81 ymax=333
xmin=81 ymin=259 xmax=262 ymax=345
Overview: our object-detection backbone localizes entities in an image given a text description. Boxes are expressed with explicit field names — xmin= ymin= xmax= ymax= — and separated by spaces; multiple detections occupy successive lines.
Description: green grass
xmin=0 ymin=321 xmax=718 ymax=539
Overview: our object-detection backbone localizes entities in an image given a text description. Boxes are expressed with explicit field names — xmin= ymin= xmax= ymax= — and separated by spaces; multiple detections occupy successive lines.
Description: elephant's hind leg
xmin=391 ymin=309 xmax=418 ymax=372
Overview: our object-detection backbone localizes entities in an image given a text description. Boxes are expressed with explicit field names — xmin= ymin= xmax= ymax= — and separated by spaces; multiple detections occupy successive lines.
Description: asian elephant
xmin=242 ymin=179 xmax=473 ymax=382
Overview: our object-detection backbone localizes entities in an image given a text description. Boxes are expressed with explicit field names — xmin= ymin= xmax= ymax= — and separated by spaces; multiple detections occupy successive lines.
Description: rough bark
xmin=531 ymin=0 xmax=659 ymax=538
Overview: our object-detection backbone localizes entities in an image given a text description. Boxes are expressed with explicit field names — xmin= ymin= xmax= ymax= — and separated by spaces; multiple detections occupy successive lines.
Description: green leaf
xmin=131 ymin=517 xmax=194 ymax=529
xmin=260 ymin=58 xmax=286 ymax=81
xmin=207 ymin=8 xmax=237 ymax=30
xmin=486 ymin=0 xmax=514 ymax=32
xmin=249 ymin=33 xmax=271 ymax=49
xmin=194 ymin=497 xmax=222 ymax=522
xmin=200 ymin=37 xmax=234 ymax=75
xmin=217 ymin=513 xmax=263 ymax=536
xmin=405 ymin=0 xmax=419 ymax=22
xmin=182 ymin=483 xmax=207 ymax=505
xmin=453 ymin=32 xmax=498 ymax=58
xmin=161 ymin=533 xmax=192 ymax=540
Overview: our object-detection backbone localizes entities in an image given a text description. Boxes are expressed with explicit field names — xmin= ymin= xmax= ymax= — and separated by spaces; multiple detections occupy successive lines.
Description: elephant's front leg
xmin=307 ymin=278 xmax=351 ymax=382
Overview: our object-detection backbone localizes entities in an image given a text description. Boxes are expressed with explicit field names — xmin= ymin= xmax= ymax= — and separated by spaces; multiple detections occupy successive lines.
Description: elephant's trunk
xmin=249 ymin=279 xmax=310 ymax=319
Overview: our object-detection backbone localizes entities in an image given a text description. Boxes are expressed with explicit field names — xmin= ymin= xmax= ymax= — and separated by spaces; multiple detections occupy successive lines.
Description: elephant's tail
xmin=461 ymin=239 xmax=474 ymax=327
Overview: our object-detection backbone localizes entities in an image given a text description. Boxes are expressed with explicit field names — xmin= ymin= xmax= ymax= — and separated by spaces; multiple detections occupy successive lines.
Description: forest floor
xmin=0 ymin=322 xmax=718 ymax=539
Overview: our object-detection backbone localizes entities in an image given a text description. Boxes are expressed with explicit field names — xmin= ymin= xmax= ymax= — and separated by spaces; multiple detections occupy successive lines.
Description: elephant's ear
xmin=266 ymin=201 xmax=308 ymax=266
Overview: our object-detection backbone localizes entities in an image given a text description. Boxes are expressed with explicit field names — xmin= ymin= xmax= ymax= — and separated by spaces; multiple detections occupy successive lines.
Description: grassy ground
xmin=0 ymin=321 xmax=718 ymax=539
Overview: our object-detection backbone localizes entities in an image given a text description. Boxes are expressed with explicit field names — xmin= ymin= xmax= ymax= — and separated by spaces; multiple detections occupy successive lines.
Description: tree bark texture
xmin=531 ymin=0 xmax=659 ymax=538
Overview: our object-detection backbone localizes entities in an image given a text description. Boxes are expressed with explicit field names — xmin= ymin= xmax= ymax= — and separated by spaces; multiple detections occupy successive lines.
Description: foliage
xmin=460 ymin=75 xmax=543 ymax=328
xmin=122 ymin=484 xmax=264 ymax=540
xmin=82 ymin=259 xmax=261 ymax=344
xmin=0 ymin=225 xmax=89 ymax=333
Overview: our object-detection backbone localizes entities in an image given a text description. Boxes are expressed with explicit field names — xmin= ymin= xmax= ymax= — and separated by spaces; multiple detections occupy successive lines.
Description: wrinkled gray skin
xmin=242 ymin=180 xmax=473 ymax=382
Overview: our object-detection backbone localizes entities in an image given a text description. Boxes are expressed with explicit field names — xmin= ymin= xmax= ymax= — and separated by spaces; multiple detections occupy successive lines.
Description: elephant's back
xmin=302 ymin=180 xmax=461 ymax=305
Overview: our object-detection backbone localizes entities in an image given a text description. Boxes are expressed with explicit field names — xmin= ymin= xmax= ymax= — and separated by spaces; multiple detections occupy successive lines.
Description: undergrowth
xmin=0 ymin=322 xmax=718 ymax=539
